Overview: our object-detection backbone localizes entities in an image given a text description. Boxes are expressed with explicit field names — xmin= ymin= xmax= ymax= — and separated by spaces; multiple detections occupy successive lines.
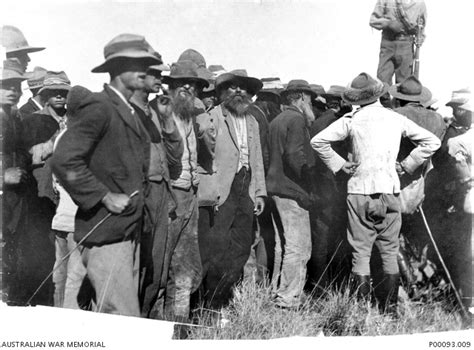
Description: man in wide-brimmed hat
xmin=266 ymin=79 xmax=316 ymax=308
xmin=369 ymin=0 xmax=427 ymax=107
xmin=52 ymin=33 xmax=161 ymax=316
xmin=148 ymin=60 xmax=211 ymax=321
xmin=307 ymin=84 xmax=352 ymax=293
xmin=18 ymin=66 xmax=48 ymax=119
xmin=1 ymin=58 xmax=31 ymax=305
xmin=311 ymin=72 xmax=440 ymax=314
xmin=197 ymin=69 xmax=266 ymax=308
xmin=2 ymin=25 xmax=45 ymax=72
xmin=129 ymin=53 xmax=186 ymax=319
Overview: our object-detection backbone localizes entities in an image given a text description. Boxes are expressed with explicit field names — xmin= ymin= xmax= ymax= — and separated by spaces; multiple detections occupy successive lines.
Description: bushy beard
xmin=222 ymin=91 xmax=252 ymax=117
xmin=171 ymin=88 xmax=195 ymax=120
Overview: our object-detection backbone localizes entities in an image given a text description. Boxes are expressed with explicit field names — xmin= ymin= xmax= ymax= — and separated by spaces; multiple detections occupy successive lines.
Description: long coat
xmin=51 ymin=84 xmax=150 ymax=245
xmin=196 ymin=104 xmax=266 ymax=207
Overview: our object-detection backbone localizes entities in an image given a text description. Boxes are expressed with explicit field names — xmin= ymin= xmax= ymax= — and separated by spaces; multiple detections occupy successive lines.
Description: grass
xmin=182 ymin=277 xmax=466 ymax=339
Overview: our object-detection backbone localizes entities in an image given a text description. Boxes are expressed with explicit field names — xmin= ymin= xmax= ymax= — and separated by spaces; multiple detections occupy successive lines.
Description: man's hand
xmin=341 ymin=161 xmax=359 ymax=176
xmin=254 ymin=197 xmax=265 ymax=216
xmin=157 ymin=95 xmax=173 ymax=121
xmin=4 ymin=167 xmax=26 ymax=185
xmin=395 ymin=161 xmax=406 ymax=176
xmin=101 ymin=192 xmax=131 ymax=214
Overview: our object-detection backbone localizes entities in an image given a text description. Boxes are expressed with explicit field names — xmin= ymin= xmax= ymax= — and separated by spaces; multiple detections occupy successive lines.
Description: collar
xmin=107 ymin=84 xmax=135 ymax=113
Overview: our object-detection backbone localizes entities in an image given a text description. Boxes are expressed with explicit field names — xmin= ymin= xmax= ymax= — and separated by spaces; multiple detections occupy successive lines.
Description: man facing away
xmin=52 ymin=33 xmax=161 ymax=316
xmin=311 ymin=73 xmax=440 ymax=314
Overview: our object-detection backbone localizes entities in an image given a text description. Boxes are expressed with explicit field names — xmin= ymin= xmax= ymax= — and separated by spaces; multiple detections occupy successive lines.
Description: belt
xmin=382 ymin=32 xmax=413 ymax=41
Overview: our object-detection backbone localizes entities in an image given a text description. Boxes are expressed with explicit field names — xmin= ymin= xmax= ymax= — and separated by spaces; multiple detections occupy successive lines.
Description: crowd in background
xmin=1 ymin=11 xmax=472 ymax=327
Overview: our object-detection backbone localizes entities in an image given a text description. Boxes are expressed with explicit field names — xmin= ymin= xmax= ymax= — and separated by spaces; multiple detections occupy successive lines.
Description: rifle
xmin=413 ymin=15 xmax=424 ymax=79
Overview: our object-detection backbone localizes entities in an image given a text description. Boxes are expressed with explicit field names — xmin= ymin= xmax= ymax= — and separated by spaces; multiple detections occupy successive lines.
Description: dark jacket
xmin=18 ymin=98 xmax=41 ymax=120
xmin=248 ymin=103 xmax=270 ymax=173
xmin=51 ymin=84 xmax=150 ymax=246
xmin=266 ymin=105 xmax=315 ymax=209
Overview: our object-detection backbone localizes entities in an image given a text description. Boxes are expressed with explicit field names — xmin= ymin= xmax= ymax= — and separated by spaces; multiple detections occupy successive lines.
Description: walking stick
xmin=26 ymin=190 xmax=139 ymax=305
xmin=418 ymin=205 xmax=470 ymax=319
xmin=412 ymin=15 xmax=424 ymax=79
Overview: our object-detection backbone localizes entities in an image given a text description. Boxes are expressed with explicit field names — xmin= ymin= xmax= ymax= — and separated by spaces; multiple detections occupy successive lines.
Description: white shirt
xmin=228 ymin=113 xmax=249 ymax=172
xmin=311 ymin=101 xmax=441 ymax=195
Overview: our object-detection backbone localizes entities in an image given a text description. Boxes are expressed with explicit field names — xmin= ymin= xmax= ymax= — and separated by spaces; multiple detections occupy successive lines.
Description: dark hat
xmin=146 ymin=49 xmax=168 ymax=73
xmin=25 ymin=66 xmax=48 ymax=90
xmin=216 ymin=69 xmax=262 ymax=96
xmin=38 ymin=71 xmax=71 ymax=94
xmin=388 ymin=76 xmax=432 ymax=102
xmin=1 ymin=25 xmax=45 ymax=54
xmin=321 ymin=85 xmax=345 ymax=100
xmin=458 ymin=102 xmax=473 ymax=113
xmin=162 ymin=60 xmax=209 ymax=89
xmin=309 ymin=84 xmax=326 ymax=96
xmin=178 ymin=49 xmax=206 ymax=68
xmin=281 ymin=79 xmax=317 ymax=100
xmin=446 ymin=88 xmax=471 ymax=107
xmin=66 ymin=85 xmax=92 ymax=117
xmin=1 ymin=58 xmax=26 ymax=82
xmin=342 ymin=73 xmax=388 ymax=105
xmin=91 ymin=33 xmax=161 ymax=73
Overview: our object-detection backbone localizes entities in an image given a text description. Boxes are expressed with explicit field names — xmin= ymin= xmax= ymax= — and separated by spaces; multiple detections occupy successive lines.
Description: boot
xmin=378 ymin=273 xmax=400 ymax=315
xmin=351 ymin=274 xmax=371 ymax=301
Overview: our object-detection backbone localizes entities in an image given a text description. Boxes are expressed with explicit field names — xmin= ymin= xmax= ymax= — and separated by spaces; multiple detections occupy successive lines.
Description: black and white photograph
xmin=0 ymin=0 xmax=473 ymax=348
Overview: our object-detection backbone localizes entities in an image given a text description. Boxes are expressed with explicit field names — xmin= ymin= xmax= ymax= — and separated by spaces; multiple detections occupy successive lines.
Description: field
xmin=181 ymin=277 xmax=467 ymax=340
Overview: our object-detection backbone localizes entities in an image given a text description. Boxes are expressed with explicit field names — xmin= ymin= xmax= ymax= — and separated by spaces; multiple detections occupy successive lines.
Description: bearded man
xmin=196 ymin=70 xmax=266 ymax=308
xmin=152 ymin=60 xmax=210 ymax=321
xmin=265 ymin=80 xmax=317 ymax=308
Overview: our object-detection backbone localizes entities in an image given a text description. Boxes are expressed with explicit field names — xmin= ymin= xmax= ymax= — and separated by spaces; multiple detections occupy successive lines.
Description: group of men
xmin=1 ymin=0 xmax=472 ymax=325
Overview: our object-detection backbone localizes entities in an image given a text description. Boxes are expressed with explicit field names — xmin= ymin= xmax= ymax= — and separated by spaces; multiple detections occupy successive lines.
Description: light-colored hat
xmin=388 ymin=76 xmax=432 ymax=102
xmin=1 ymin=25 xmax=45 ymax=54
xmin=446 ymin=88 xmax=471 ymax=107
xmin=38 ymin=71 xmax=71 ymax=94
xmin=91 ymin=33 xmax=161 ymax=73
xmin=25 ymin=66 xmax=48 ymax=90
xmin=342 ymin=73 xmax=388 ymax=106
xmin=1 ymin=58 xmax=26 ymax=82
xmin=216 ymin=69 xmax=262 ymax=96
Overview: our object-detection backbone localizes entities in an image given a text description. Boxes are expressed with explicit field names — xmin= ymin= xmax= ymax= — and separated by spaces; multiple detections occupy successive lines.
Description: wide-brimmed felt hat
xmin=1 ymin=59 xmax=26 ymax=82
xmin=146 ymin=49 xmax=168 ymax=73
xmin=309 ymin=84 xmax=326 ymax=96
xmin=208 ymin=64 xmax=227 ymax=78
xmin=1 ymin=25 xmax=45 ymax=54
xmin=281 ymin=79 xmax=317 ymax=100
xmin=446 ymin=88 xmax=471 ymax=107
xmin=92 ymin=33 xmax=161 ymax=73
xmin=257 ymin=77 xmax=284 ymax=98
xmin=162 ymin=60 xmax=209 ymax=89
xmin=342 ymin=72 xmax=388 ymax=106
xmin=178 ymin=49 xmax=206 ymax=68
xmin=388 ymin=76 xmax=432 ymax=102
xmin=321 ymin=85 xmax=345 ymax=101
xmin=38 ymin=71 xmax=71 ymax=94
xmin=216 ymin=69 xmax=262 ymax=96
xmin=24 ymin=66 xmax=48 ymax=90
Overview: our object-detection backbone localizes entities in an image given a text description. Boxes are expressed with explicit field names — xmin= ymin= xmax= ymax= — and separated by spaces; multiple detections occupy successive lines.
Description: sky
xmin=1 ymin=0 xmax=473 ymax=107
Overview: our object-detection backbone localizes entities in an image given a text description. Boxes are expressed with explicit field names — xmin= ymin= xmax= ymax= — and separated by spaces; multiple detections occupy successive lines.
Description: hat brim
xmin=91 ymin=53 xmax=161 ymax=73
xmin=388 ymin=84 xmax=432 ymax=102
xmin=162 ymin=75 xmax=210 ymax=89
xmin=446 ymin=100 xmax=467 ymax=107
xmin=216 ymin=73 xmax=263 ymax=96
xmin=7 ymin=46 xmax=45 ymax=54
xmin=38 ymin=84 xmax=71 ymax=94
xmin=342 ymin=82 xmax=389 ymax=105
xmin=281 ymin=87 xmax=317 ymax=99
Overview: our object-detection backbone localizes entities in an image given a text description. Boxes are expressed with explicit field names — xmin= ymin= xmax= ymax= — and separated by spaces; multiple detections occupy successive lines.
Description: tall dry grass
xmin=182 ymin=277 xmax=464 ymax=339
